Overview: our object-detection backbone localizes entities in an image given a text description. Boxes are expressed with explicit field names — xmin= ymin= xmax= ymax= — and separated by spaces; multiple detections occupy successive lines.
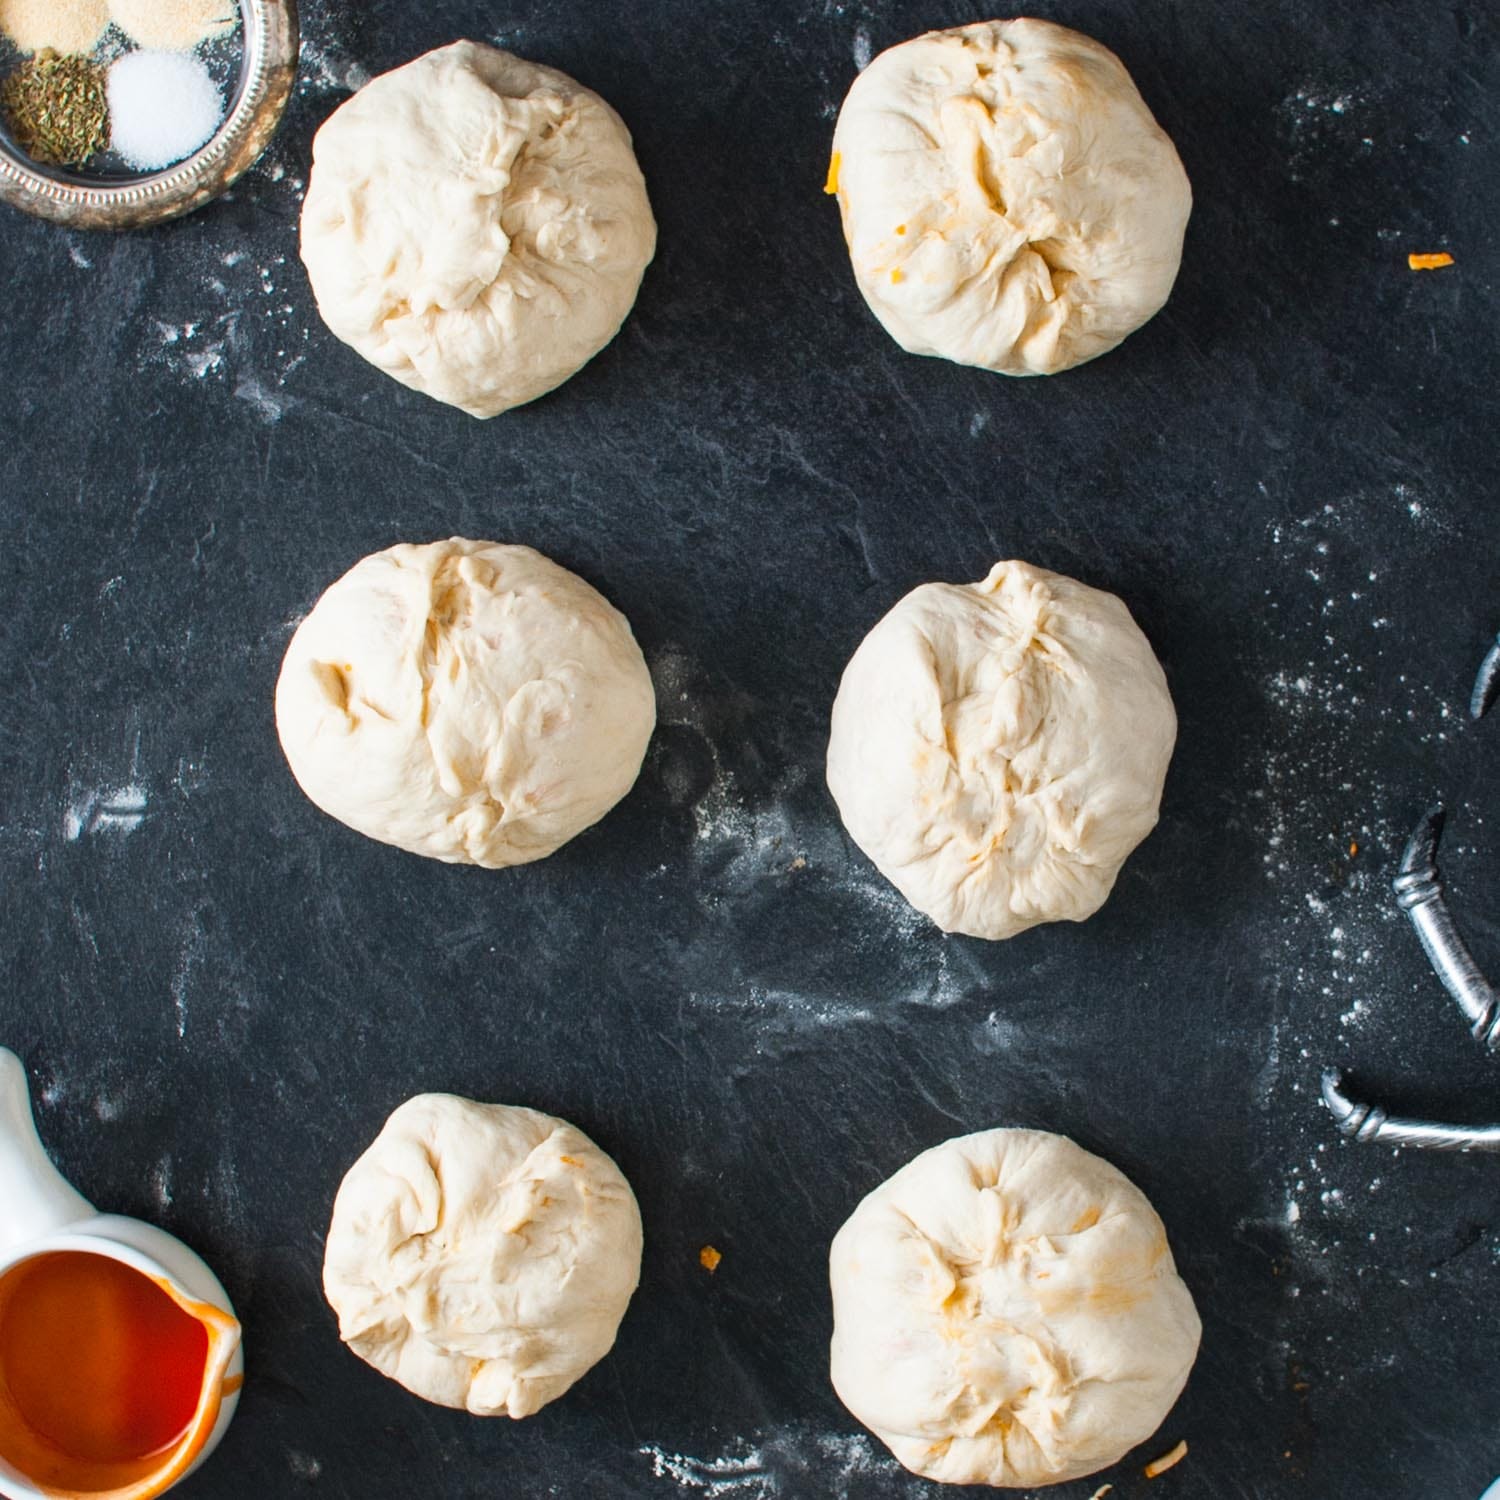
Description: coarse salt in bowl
xmin=108 ymin=49 xmax=224 ymax=171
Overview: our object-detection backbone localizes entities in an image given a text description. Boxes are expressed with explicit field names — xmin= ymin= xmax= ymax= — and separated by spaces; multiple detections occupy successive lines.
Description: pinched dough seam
xmin=901 ymin=642 xmax=1075 ymax=881
xmin=859 ymin=94 xmax=1086 ymax=314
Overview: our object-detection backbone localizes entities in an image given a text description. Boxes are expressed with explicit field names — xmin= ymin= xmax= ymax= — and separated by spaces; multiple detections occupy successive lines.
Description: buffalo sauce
xmin=0 ymin=1252 xmax=207 ymax=1472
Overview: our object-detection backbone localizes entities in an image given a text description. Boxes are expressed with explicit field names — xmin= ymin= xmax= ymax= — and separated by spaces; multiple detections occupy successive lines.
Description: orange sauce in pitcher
xmin=0 ymin=1252 xmax=207 ymax=1468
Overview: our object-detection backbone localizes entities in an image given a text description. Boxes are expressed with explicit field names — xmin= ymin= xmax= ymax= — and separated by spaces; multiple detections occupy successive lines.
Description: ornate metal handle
xmin=1325 ymin=632 xmax=1500 ymax=1154
xmin=1473 ymin=632 xmax=1500 ymax=720
xmin=1393 ymin=806 xmax=1500 ymax=1048
xmin=1322 ymin=1072 xmax=1500 ymax=1152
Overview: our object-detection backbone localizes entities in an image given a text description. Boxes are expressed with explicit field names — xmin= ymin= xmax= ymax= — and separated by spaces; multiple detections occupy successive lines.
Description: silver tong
xmin=1392 ymin=806 xmax=1499 ymax=1048
xmin=1323 ymin=633 xmax=1497 ymax=1150
xmin=1471 ymin=632 xmax=1500 ymax=721
xmin=1322 ymin=1071 xmax=1500 ymax=1153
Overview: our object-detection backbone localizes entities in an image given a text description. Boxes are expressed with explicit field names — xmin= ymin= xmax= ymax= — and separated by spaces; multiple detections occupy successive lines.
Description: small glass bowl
xmin=0 ymin=0 xmax=298 ymax=230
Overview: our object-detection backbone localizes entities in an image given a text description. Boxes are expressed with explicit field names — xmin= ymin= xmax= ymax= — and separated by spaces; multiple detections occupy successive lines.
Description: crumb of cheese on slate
xmin=1408 ymin=252 xmax=1454 ymax=270
xmin=699 ymin=1246 xmax=722 ymax=1273
xmin=824 ymin=152 xmax=840 ymax=195
xmin=1144 ymin=1440 xmax=1188 ymax=1478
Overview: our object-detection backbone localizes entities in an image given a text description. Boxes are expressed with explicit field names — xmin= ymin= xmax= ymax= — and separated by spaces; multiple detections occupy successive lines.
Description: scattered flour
xmin=1240 ymin=478 xmax=1500 ymax=1394
xmin=690 ymin=986 xmax=874 ymax=1040
xmin=651 ymin=644 xmax=968 ymax=1028
xmin=642 ymin=1443 xmax=769 ymax=1496
xmin=1278 ymin=84 xmax=1372 ymax=182
xmin=287 ymin=1451 xmax=323 ymax=1481
xmin=296 ymin=4 xmax=368 ymax=98
xmin=170 ymin=916 xmax=207 ymax=1039
xmin=63 ymin=783 xmax=148 ymax=840
xmin=144 ymin=242 xmax=310 ymax=400
xmin=640 ymin=1428 xmax=924 ymax=1497
xmin=235 ymin=374 xmax=291 ymax=423
xmin=151 ymin=1154 xmax=174 ymax=1210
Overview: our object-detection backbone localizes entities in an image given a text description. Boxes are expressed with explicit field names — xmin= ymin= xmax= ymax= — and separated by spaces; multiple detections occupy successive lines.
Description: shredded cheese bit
xmin=1144 ymin=1440 xmax=1188 ymax=1479
xmin=895 ymin=223 xmax=907 ymax=235
xmin=890 ymin=268 xmax=904 ymax=284
xmin=1349 ymin=841 xmax=1359 ymax=857
xmin=1088 ymin=1487 xmax=1114 ymax=1500
xmin=1408 ymin=251 xmax=1454 ymax=271
xmin=699 ymin=1246 xmax=722 ymax=1273
xmin=824 ymin=151 xmax=840 ymax=195
xmin=557 ymin=1155 xmax=582 ymax=1166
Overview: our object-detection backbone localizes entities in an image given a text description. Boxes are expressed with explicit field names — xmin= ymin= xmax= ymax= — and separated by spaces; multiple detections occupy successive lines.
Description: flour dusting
xmin=640 ymin=1427 xmax=926 ymax=1497
xmin=145 ymin=243 xmax=310 ymax=398
xmin=1238 ymin=478 xmax=1496 ymax=1378
xmin=64 ymin=783 xmax=148 ymax=840
xmin=171 ymin=918 xmax=206 ymax=1039
xmin=692 ymin=986 xmax=874 ymax=1037
xmin=287 ymin=1451 xmax=323 ymax=1480
xmin=235 ymin=374 xmax=291 ymax=423
xmin=652 ymin=644 xmax=967 ymax=1030
xmin=1278 ymin=84 xmax=1372 ymax=182
xmin=151 ymin=1155 xmax=174 ymax=1210
xmin=641 ymin=1442 xmax=770 ymax=1496
xmin=297 ymin=3 xmax=368 ymax=97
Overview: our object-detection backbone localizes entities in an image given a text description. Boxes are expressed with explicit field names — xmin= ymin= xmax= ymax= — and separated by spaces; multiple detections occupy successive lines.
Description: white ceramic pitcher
xmin=0 ymin=1047 xmax=242 ymax=1500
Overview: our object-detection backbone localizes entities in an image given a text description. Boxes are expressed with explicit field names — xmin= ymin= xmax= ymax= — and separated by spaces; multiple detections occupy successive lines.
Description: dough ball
xmin=826 ymin=561 xmax=1174 ymax=940
xmin=829 ymin=19 xmax=1191 ymax=376
xmin=300 ymin=40 xmax=656 ymax=417
xmin=324 ymin=1093 xmax=643 ymax=1418
xmin=275 ymin=538 xmax=655 ymax=868
xmin=830 ymin=1128 xmax=1200 ymax=1488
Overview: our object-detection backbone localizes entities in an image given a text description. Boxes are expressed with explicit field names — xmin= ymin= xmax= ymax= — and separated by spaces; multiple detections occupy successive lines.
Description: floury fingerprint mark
xmin=63 ymin=784 xmax=148 ymax=840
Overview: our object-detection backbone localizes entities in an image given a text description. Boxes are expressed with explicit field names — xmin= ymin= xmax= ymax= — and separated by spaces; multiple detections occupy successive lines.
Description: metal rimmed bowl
xmin=0 ymin=0 xmax=298 ymax=230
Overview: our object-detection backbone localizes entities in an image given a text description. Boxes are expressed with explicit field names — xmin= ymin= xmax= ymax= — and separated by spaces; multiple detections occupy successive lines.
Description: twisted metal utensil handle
xmin=1322 ymin=1071 xmax=1500 ymax=1152
xmin=1472 ymin=633 xmax=1500 ymax=720
xmin=1393 ymin=806 xmax=1500 ymax=1049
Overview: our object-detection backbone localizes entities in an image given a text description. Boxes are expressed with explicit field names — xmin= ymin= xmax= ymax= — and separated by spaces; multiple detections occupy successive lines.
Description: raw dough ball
xmin=825 ymin=561 xmax=1174 ymax=940
xmin=324 ymin=1093 xmax=643 ymax=1418
xmin=275 ymin=538 xmax=656 ymax=867
xmin=300 ymin=40 xmax=656 ymax=417
xmin=829 ymin=19 xmax=1191 ymax=376
xmin=829 ymin=1128 xmax=1200 ymax=1488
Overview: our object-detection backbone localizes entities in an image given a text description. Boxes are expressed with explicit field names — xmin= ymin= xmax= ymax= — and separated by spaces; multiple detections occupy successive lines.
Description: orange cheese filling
xmin=1144 ymin=1439 xmax=1189 ymax=1478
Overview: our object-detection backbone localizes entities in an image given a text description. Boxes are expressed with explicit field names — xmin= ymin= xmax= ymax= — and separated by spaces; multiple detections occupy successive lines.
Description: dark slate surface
xmin=1 ymin=2 xmax=1498 ymax=1496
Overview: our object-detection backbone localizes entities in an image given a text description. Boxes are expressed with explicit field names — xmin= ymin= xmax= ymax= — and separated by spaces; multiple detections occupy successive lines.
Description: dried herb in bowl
xmin=2 ymin=50 xmax=108 ymax=168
